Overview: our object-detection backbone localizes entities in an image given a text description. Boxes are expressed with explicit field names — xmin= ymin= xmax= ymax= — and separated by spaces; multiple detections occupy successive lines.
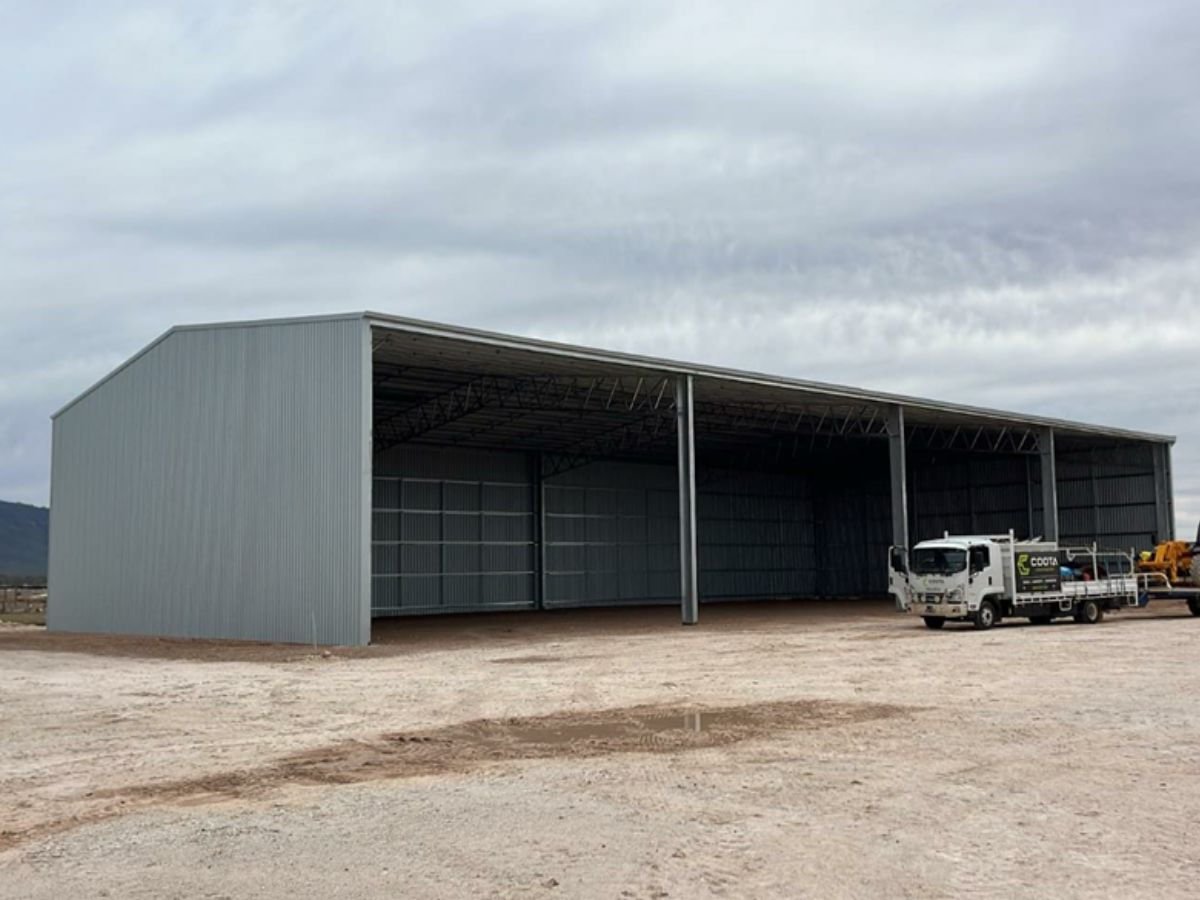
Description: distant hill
xmin=0 ymin=500 xmax=49 ymax=577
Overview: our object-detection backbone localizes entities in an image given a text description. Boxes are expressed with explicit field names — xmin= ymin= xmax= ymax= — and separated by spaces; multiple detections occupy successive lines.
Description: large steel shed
xmin=48 ymin=312 xmax=1176 ymax=645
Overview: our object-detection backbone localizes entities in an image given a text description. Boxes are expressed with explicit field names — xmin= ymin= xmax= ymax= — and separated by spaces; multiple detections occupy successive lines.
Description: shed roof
xmin=363 ymin=311 xmax=1172 ymax=447
xmin=56 ymin=311 xmax=1174 ymax=451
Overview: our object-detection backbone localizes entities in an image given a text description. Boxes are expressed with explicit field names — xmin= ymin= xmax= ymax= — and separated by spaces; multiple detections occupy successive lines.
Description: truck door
xmin=888 ymin=546 xmax=910 ymax=611
xmin=969 ymin=545 xmax=996 ymax=600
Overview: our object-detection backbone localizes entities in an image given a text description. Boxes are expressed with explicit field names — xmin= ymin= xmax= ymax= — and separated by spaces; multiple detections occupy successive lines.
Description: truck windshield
xmin=911 ymin=548 xmax=968 ymax=575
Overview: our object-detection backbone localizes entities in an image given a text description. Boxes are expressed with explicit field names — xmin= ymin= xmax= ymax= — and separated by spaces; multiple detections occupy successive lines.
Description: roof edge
xmin=51 ymin=312 xmax=367 ymax=420
xmin=51 ymin=308 xmax=1175 ymax=445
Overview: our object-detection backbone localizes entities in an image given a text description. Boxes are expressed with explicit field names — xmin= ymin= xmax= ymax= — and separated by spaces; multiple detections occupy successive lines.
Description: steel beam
xmin=1039 ymin=427 xmax=1059 ymax=542
xmin=676 ymin=375 xmax=699 ymax=625
xmin=887 ymin=406 xmax=909 ymax=551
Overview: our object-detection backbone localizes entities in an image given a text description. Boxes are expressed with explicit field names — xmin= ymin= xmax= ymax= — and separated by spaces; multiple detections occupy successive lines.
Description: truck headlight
xmin=947 ymin=587 xmax=964 ymax=603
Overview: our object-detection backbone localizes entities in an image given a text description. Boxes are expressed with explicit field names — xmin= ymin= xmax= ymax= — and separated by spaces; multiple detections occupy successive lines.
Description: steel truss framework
xmin=905 ymin=423 xmax=1042 ymax=455
xmin=374 ymin=373 xmax=673 ymax=449
xmin=374 ymin=371 xmax=1045 ymax=475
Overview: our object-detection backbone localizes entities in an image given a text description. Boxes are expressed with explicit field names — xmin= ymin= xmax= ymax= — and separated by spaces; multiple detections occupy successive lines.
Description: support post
xmin=532 ymin=451 xmax=545 ymax=610
xmin=1090 ymin=450 xmax=1101 ymax=541
xmin=887 ymin=405 xmax=909 ymax=551
xmin=676 ymin=374 xmax=698 ymax=625
xmin=1024 ymin=456 xmax=1035 ymax=539
xmin=1039 ymin=427 xmax=1058 ymax=542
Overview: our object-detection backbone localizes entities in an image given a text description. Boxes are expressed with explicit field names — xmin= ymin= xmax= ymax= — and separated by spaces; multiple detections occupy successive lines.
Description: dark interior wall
xmin=371 ymin=437 xmax=1164 ymax=616
xmin=908 ymin=452 xmax=1033 ymax=542
xmin=816 ymin=447 xmax=891 ymax=596
xmin=699 ymin=467 xmax=818 ymax=599
xmin=907 ymin=442 xmax=1161 ymax=552
xmin=542 ymin=460 xmax=678 ymax=607
xmin=371 ymin=443 xmax=895 ymax=615
xmin=1053 ymin=442 xmax=1159 ymax=550
xmin=544 ymin=461 xmax=821 ymax=607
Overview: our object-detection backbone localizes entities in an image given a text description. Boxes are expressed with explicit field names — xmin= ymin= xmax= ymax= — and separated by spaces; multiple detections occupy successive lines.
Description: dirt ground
xmin=3 ymin=599 xmax=1200 ymax=898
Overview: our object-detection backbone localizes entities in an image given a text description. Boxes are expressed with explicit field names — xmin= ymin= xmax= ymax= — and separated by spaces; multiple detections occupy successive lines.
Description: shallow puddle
xmin=497 ymin=709 xmax=751 ymax=744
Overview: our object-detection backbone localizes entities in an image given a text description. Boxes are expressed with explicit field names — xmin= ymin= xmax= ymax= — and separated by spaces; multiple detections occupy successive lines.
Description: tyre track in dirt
xmin=0 ymin=697 xmax=909 ymax=853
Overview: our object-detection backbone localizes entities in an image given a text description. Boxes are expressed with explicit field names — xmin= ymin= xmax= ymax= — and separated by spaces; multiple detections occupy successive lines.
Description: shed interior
xmin=369 ymin=324 xmax=1165 ymax=620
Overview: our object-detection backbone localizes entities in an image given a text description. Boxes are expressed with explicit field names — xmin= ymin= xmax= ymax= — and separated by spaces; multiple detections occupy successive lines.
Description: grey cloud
xmin=1 ymin=0 xmax=1198 ymax=530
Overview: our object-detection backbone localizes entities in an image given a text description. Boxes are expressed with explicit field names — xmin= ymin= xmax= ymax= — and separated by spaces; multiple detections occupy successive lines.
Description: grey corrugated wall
xmin=543 ymin=460 xmax=679 ymax=607
xmin=49 ymin=317 xmax=371 ymax=645
xmin=908 ymin=443 xmax=1163 ymax=553
xmin=372 ymin=448 xmax=878 ymax=614
xmin=1055 ymin=443 xmax=1160 ymax=550
xmin=372 ymin=445 xmax=536 ymax=614
xmin=542 ymin=458 xmax=880 ymax=603
xmin=909 ymin=454 xmax=1032 ymax=541
xmin=370 ymin=440 xmax=1170 ymax=615
xmin=816 ymin=455 xmax=891 ymax=597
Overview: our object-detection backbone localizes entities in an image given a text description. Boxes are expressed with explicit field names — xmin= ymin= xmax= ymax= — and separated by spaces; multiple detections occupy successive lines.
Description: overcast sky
xmin=2 ymin=1 xmax=1197 ymax=535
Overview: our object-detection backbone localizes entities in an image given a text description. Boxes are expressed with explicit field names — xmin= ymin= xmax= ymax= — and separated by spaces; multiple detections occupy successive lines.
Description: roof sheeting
xmin=57 ymin=310 xmax=1173 ymax=446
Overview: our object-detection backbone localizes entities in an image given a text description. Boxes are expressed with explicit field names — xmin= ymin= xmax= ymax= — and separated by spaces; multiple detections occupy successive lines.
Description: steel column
xmin=1039 ymin=427 xmax=1059 ymax=542
xmin=1024 ymin=455 xmax=1035 ymax=539
xmin=887 ymin=405 xmax=909 ymax=550
xmin=532 ymin=451 xmax=546 ymax=610
xmin=676 ymin=375 xmax=699 ymax=625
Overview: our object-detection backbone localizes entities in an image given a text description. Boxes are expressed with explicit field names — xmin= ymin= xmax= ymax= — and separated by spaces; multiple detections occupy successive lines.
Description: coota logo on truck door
xmin=1015 ymin=552 xmax=1062 ymax=593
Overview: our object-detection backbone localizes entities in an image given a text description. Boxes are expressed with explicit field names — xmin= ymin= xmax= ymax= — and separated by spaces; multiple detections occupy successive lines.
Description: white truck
xmin=888 ymin=531 xmax=1138 ymax=630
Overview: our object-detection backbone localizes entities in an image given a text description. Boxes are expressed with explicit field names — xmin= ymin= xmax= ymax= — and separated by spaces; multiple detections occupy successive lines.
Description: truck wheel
xmin=1075 ymin=598 xmax=1104 ymax=625
xmin=973 ymin=600 xmax=997 ymax=631
xmin=1187 ymin=599 xmax=1200 ymax=617
xmin=1028 ymin=615 xmax=1053 ymax=625
xmin=922 ymin=616 xmax=945 ymax=630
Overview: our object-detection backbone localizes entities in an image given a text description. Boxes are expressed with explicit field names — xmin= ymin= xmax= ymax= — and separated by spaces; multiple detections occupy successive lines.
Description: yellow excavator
xmin=1136 ymin=523 xmax=1200 ymax=587
xmin=1136 ymin=523 xmax=1200 ymax=614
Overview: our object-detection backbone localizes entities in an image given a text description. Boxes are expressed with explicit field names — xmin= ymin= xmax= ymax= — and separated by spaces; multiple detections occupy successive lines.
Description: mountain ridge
xmin=0 ymin=500 xmax=49 ymax=577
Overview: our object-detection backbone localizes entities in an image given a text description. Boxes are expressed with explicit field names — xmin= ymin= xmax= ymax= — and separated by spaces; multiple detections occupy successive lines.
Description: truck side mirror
xmin=890 ymin=548 xmax=907 ymax=574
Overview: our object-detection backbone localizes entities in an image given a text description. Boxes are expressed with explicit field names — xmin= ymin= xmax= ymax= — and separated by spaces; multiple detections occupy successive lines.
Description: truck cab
xmin=892 ymin=536 xmax=1009 ymax=629
xmin=892 ymin=531 xmax=1137 ymax=630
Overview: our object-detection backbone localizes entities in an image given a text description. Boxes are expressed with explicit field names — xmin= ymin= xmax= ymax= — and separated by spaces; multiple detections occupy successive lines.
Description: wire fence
xmin=0 ymin=585 xmax=47 ymax=615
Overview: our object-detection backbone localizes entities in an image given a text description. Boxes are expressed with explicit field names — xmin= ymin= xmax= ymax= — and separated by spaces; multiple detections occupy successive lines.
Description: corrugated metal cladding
xmin=908 ymin=443 xmax=1162 ymax=552
xmin=543 ymin=461 xmax=678 ymax=608
xmin=1055 ymin=442 xmax=1160 ymax=550
xmin=372 ymin=445 xmax=536 ymax=614
xmin=49 ymin=318 xmax=370 ymax=645
xmin=371 ymin=446 xmax=895 ymax=615
xmin=546 ymin=460 xmax=831 ymax=607
xmin=909 ymin=453 xmax=1033 ymax=541
xmin=815 ymin=453 xmax=891 ymax=597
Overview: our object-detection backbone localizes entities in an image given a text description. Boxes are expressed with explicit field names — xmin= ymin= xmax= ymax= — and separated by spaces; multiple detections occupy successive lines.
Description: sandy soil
xmin=3 ymin=600 xmax=1200 ymax=898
